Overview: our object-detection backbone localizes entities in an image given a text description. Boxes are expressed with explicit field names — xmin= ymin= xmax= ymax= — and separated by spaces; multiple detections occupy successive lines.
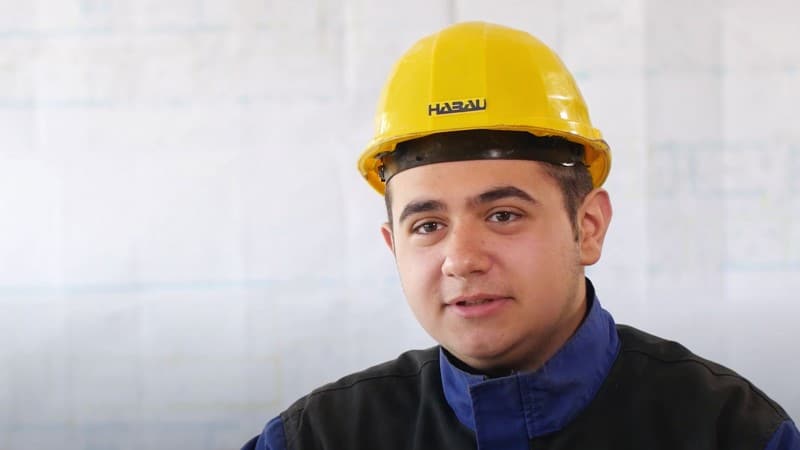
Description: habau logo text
xmin=427 ymin=98 xmax=487 ymax=116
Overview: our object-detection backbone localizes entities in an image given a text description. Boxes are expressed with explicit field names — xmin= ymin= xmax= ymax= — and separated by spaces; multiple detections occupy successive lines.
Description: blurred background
xmin=1 ymin=0 xmax=798 ymax=448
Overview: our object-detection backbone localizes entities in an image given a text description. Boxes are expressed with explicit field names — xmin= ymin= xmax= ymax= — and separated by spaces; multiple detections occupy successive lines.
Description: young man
xmin=243 ymin=22 xmax=799 ymax=450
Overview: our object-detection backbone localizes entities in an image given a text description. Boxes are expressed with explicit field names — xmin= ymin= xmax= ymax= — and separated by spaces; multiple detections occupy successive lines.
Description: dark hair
xmin=539 ymin=161 xmax=594 ymax=240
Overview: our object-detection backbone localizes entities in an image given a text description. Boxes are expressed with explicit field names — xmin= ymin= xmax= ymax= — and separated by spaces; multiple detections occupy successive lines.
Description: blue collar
xmin=439 ymin=280 xmax=620 ymax=449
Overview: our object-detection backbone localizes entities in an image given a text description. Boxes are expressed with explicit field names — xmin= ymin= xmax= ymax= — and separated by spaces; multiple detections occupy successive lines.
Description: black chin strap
xmin=377 ymin=130 xmax=586 ymax=183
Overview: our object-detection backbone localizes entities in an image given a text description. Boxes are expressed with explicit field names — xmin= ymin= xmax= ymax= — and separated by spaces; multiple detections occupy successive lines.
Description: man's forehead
xmin=387 ymin=159 xmax=554 ymax=218
xmin=386 ymin=159 xmax=553 ymax=197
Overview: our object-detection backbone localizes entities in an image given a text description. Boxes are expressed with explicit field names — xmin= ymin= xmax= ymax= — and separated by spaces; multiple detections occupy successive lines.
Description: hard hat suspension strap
xmin=377 ymin=130 xmax=586 ymax=183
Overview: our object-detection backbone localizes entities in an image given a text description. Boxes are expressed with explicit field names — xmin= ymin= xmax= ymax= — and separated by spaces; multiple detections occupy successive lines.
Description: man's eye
xmin=413 ymin=222 xmax=443 ymax=234
xmin=488 ymin=211 xmax=519 ymax=223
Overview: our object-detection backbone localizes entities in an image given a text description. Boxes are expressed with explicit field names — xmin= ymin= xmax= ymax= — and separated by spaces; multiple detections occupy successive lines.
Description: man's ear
xmin=578 ymin=188 xmax=612 ymax=266
xmin=381 ymin=223 xmax=395 ymax=254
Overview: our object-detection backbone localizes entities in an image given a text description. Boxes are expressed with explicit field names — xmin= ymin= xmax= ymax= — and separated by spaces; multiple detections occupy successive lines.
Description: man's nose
xmin=440 ymin=223 xmax=492 ymax=279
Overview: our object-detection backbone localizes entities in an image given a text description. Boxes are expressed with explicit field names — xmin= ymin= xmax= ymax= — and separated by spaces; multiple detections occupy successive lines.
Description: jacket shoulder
xmin=614 ymin=324 xmax=789 ymax=447
xmin=307 ymin=346 xmax=439 ymax=396
xmin=279 ymin=347 xmax=441 ymax=447
xmin=617 ymin=325 xmax=775 ymax=389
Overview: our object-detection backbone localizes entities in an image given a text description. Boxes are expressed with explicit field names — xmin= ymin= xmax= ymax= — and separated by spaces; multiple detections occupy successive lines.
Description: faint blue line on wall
xmin=722 ymin=261 xmax=800 ymax=272
xmin=0 ymin=94 xmax=338 ymax=110
xmin=0 ymin=23 xmax=229 ymax=40
xmin=0 ymin=277 xmax=341 ymax=297
xmin=0 ymin=98 xmax=116 ymax=110
xmin=0 ymin=27 xmax=115 ymax=39
xmin=1 ymin=418 xmax=237 ymax=433
xmin=142 ymin=23 xmax=230 ymax=34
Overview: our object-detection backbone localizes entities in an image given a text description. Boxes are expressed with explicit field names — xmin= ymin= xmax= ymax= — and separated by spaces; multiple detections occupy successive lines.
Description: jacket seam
xmin=282 ymin=407 xmax=304 ymax=450
xmin=621 ymin=348 xmax=787 ymax=420
xmin=304 ymin=357 xmax=440 ymax=398
xmin=283 ymin=357 xmax=439 ymax=450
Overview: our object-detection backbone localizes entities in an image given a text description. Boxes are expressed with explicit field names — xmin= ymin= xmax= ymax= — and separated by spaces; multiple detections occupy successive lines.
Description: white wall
xmin=0 ymin=0 xmax=798 ymax=448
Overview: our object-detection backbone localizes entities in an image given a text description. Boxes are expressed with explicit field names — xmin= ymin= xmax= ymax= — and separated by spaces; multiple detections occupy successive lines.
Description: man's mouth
xmin=456 ymin=298 xmax=497 ymax=306
xmin=448 ymin=294 xmax=510 ymax=306
xmin=447 ymin=295 xmax=510 ymax=318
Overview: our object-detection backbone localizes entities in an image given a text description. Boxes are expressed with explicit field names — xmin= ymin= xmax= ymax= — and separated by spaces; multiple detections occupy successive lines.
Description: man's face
xmin=381 ymin=159 xmax=609 ymax=372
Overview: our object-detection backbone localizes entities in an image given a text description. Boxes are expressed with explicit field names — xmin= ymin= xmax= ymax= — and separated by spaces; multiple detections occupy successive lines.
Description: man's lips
xmin=447 ymin=294 xmax=509 ymax=306
xmin=445 ymin=294 xmax=512 ymax=318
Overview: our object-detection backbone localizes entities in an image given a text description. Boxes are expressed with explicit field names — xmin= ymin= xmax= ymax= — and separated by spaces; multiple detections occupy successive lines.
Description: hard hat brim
xmin=358 ymin=125 xmax=611 ymax=195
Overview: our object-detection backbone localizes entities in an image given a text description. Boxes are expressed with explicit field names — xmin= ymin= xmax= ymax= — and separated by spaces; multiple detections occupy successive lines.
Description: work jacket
xmin=243 ymin=282 xmax=799 ymax=450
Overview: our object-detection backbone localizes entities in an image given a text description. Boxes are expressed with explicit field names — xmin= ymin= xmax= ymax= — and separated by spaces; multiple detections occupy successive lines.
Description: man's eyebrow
xmin=396 ymin=186 xmax=535 ymax=224
xmin=472 ymin=186 xmax=537 ymax=205
xmin=398 ymin=200 xmax=446 ymax=224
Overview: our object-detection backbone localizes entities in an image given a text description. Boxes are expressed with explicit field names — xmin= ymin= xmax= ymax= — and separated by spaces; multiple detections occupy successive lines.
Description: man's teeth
xmin=460 ymin=298 xmax=493 ymax=306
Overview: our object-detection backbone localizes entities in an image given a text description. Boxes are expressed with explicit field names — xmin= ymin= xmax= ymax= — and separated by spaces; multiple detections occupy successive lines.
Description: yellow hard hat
xmin=357 ymin=21 xmax=611 ymax=194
